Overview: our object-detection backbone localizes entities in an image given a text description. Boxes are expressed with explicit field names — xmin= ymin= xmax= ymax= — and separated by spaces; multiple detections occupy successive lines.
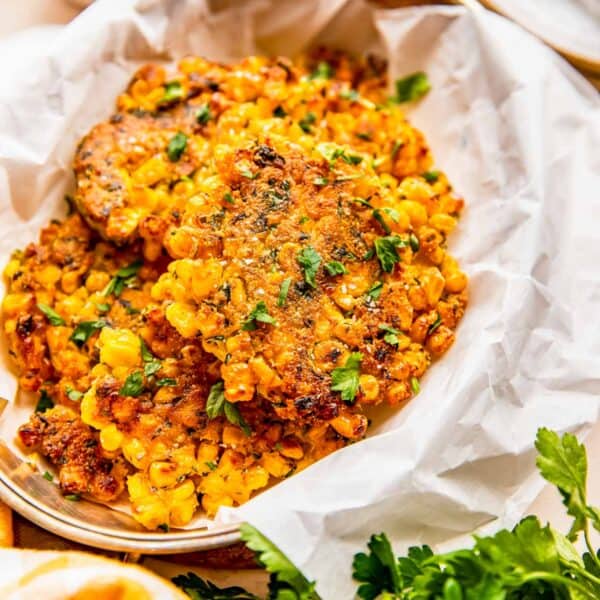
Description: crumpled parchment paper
xmin=0 ymin=1 xmax=599 ymax=597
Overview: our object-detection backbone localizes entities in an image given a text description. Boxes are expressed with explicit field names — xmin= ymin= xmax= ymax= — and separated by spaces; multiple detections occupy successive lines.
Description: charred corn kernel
xmin=149 ymin=461 xmax=179 ymax=488
xmin=202 ymin=494 xmax=233 ymax=516
xmin=80 ymin=388 xmax=110 ymax=430
xmin=222 ymin=361 xmax=256 ymax=402
xmin=35 ymin=265 xmax=61 ymax=287
xmin=222 ymin=424 xmax=246 ymax=447
xmin=261 ymin=452 xmax=291 ymax=478
xmin=329 ymin=414 xmax=368 ymax=440
xmin=165 ymin=301 xmax=202 ymax=338
xmin=191 ymin=260 xmax=222 ymax=301
xmin=170 ymin=493 xmax=198 ymax=527
xmin=429 ymin=213 xmax=457 ymax=235
xmin=359 ymin=374 xmax=380 ymax=403
xmin=99 ymin=327 xmax=141 ymax=368
xmin=100 ymin=424 xmax=124 ymax=452
xmin=4 ymin=258 xmax=21 ymax=280
xmin=133 ymin=157 xmax=170 ymax=186
xmin=244 ymin=465 xmax=270 ymax=490
xmin=398 ymin=200 xmax=428 ymax=227
xmin=279 ymin=438 xmax=304 ymax=460
xmin=444 ymin=270 xmax=467 ymax=293
xmin=122 ymin=438 xmax=147 ymax=469
xmin=2 ymin=292 xmax=33 ymax=316
xmin=421 ymin=268 xmax=445 ymax=307
xmin=153 ymin=386 xmax=178 ymax=404
xmin=249 ymin=355 xmax=281 ymax=388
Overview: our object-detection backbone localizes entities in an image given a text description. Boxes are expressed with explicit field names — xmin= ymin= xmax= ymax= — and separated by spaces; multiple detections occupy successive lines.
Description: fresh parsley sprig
xmin=174 ymin=428 xmax=600 ymax=600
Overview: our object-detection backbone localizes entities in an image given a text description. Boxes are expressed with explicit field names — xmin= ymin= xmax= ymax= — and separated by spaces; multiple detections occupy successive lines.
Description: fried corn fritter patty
xmin=3 ymin=50 xmax=468 ymax=529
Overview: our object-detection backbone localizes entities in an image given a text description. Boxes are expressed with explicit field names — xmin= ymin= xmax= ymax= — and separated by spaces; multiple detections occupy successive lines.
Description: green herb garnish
xmin=410 ymin=376 xmax=420 ymax=394
xmin=120 ymin=371 xmax=144 ymax=397
xmin=374 ymin=236 xmax=407 ymax=273
xmin=43 ymin=471 xmax=53 ymax=482
xmin=159 ymin=81 xmax=184 ymax=105
xmin=331 ymin=352 xmax=362 ymax=403
xmin=35 ymin=390 xmax=54 ymax=413
xmin=324 ymin=261 xmax=347 ymax=276
xmin=242 ymin=301 xmax=277 ymax=331
xmin=299 ymin=111 xmax=316 ymax=133
xmin=273 ymin=105 xmax=287 ymax=118
xmin=70 ymin=320 xmax=106 ymax=346
xmin=156 ymin=378 xmax=177 ymax=387
xmin=393 ymin=71 xmax=431 ymax=103
xmin=64 ymin=494 xmax=80 ymax=502
xmin=409 ymin=233 xmax=420 ymax=253
xmin=428 ymin=312 xmax=442 ymax=335
xmin=205 ymin=381 xmax=251 ymax=436
xmin=66 ymin=387 xmax=83 ymax=402
xmin=195 ymin=104 xmax=212 ymax=125
xmin=366 ymin=281 xmax=383 ymax=301
xmin=173 ymin=572 xmax=260 ymax=600
xmin=297 ymin=246 xmax=321 ymax=288
xmin=309 ymin=61 xmax=333 ymax=80
xmin=278 ymin=278 xmax=292 ymax=307
xmin=223 ymin=192 xmax=235 ymax=204
xmin=372 ymin=209 xmax=391 ymax=234
xmin=422 ymin=170 xmax=440 ymax=183
xmin=379 ymin=324 xmax=400 ymax=346
xmin=167 ymin=132 xmax=188 ymax=162
xmin=37 ymin=303 xmax=65 ymax=326
xmin=313 ymin=176 xmax=328 ymax=186
xmin=103 ymin=260 xmax=142 ymax=297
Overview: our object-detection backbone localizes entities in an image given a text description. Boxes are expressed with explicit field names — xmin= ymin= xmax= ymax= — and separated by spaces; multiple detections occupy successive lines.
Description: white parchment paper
xmin=1 ymin=1 xmax=600 ymax=597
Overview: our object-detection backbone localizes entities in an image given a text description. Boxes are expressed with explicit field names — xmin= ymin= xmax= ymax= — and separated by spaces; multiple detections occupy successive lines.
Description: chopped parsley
xmin=35 ymin=390 xmax=54 ymax=413
xmin=379 ymin=324 xmax=400 ymax=346
xmin=331 ymin=352 xmax=363 ymax=403
xmin=139 ymin=338 xmax=154 ymax=362
xmin=43 ymin=471 xmax=53 ymax=482
xmin=313 ymin=177 xmax=328 ymax=186
xmin=409 ymin=233 xmax=420 ymax=253
xmin=428 ymin=312 xmax=442 ymax=335
xmin=410 ymin=376 xmax=420 ymax=394
xmin=297 ymin=246 xmax=321 ymax=288
xmin=309 ymin=61 xmax=333 ymax=80
xmin=205 ymin=381 xmax=251 ymax=436
xmin=374 ymin=236 xmax=407 ymax=273
xmin=391 ymin=140 xmax=403 ymax=160
xmin=317 ymin=143 xmax=362 ymax=168
xmin=205 ymin=461 xmax=217 ymax=471
xmin=298 ymin=111 xmax=316 ymax=133
xmin=195 ymin=104 xmax=212 ymax=125
xmin=158 ymin=523 xmax=170 ymax=532
xmin=143 ymin=360 xmax=162 ymax=377
xmin=167 ymin=132 xmax=188 ymax=162
xmin=242 ymin=301 xmax=277 ymax=331
xmin=156 ymin=378 xmax=177 ymax=387
xmin=37 ymin=303 xmax=65 ymax=326
xmin=355 ymin=132 xmax=372 ymax=141
xmin=422 ymin=170 xmax=440 ymax=183
xmin=393 ymin=72 xmax=431 ymax=103
xmin=223 ymin=192 xmax=235 ymax=204
xmin=159 ymin=81 xmax=184 ymax=105
xmin=95 ymin=302 xmax=111 ymax=313
xmin=70 ymin=320 xmax=106 ymax=346
xmin=372 ymin=209 xmax=391 ymax=234
xmin=277 ymin=278 xmax=292 ymax=307
xmin=66 ymin=387 xmax=83 ymax=402
xmin=325 ymin=261 xmax=347 ymax=276
xmin=120 ymin=371 xmax=144 ymax=397
xmin=64 ymin=494 xmax=80 ymax=502
xmin=366 ymin=281 xmax=383 ymax=301
xmin=273 ymin=105 xmax=287 ymax=118
xmin=103 ymin=260 xmax=142 ymax=297
xmin=239 ymin=169 xmax=258 ymax=180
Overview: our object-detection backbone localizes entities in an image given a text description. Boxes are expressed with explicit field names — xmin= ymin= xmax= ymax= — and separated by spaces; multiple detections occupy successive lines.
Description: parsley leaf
xmin=159 ymin=81 xmax=184 ymax=106
xmin=536 ymin=428 xmax=589 ymax=540
xmin=35 ymin=390 xmax=54 ymax=413
xmin=353 ymin=533 xmax=402 ymax=599
xmin=70 ymin=320 xmax=106 ymax=346
xmin=325 ymin=261 xmax=347 ymax=276
xmin=144 ymin=361 xmax=162 ymax=377
xmin=297 ymin=246 xmax=321 ymax=288
xmin=43 ymin=471 xmax=53 ymax=482
xmin=37 ymin=303 xmax=65 ymax=326
xmin=309 ymin=61 xmax=333 ymax=80
xmin=173 ymin=572 xmax=260 ymax=600
xmin=409 ymin=233 xmax=420 ymax=253
xmin=428 ymin=312 xmax=442 ymax=335
xmin=379 ymin=324 xmax=400 ymax=346
xmin=103 ymin=260 xmax=142 ymax=297
xmin=205 ymin=381 xmax=251 ymax=435
xmin=372 ymin=209 xmax=391 ymax=234
xmin=195 ymin=104 xmax=212 ymax=125
xmin=331 ymin=352 xmax=362 ymax=403
xmin=223 ymin=192 xmax=235 ymax=204
xmin=366 ymin=281 xmax=383 ymax=301
xmin=422 ymin=170 xmax=440 ymax=183
xmin=393 ymin=72 xmax=431 ymax=103
xmin=139 ymin=338 xmax=154 ymax=362
xmin=242 ymin=301 xmax=277 ymax=331
xmin=391 ymin=140 xmax=403 ymax=160
xmin=340 ymin=89 xmax=359 ymax=101
xmin=273 ymin=105 xmax=287 ymax=118
xmin=278 ymin=278 xmax=292 ymax=307
xmin=167 ymin=132 xmax=188 ymax=162
xmin=120 ymin=371 xmax=144 ymax=397
xmin=410 ymin=376 xmax=420 ymax=394
xmin=156 ymin=378 xmax=177 ymax=387
xmin=299 ymin=112 xmax=316 ymax=133
xmin=240 ymin=523 xmax=320 ymax=599
xmin=374 ymin=236 xmax=406 ymax=273
xmin=313 ymin=176 xmax=328 ymax=186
